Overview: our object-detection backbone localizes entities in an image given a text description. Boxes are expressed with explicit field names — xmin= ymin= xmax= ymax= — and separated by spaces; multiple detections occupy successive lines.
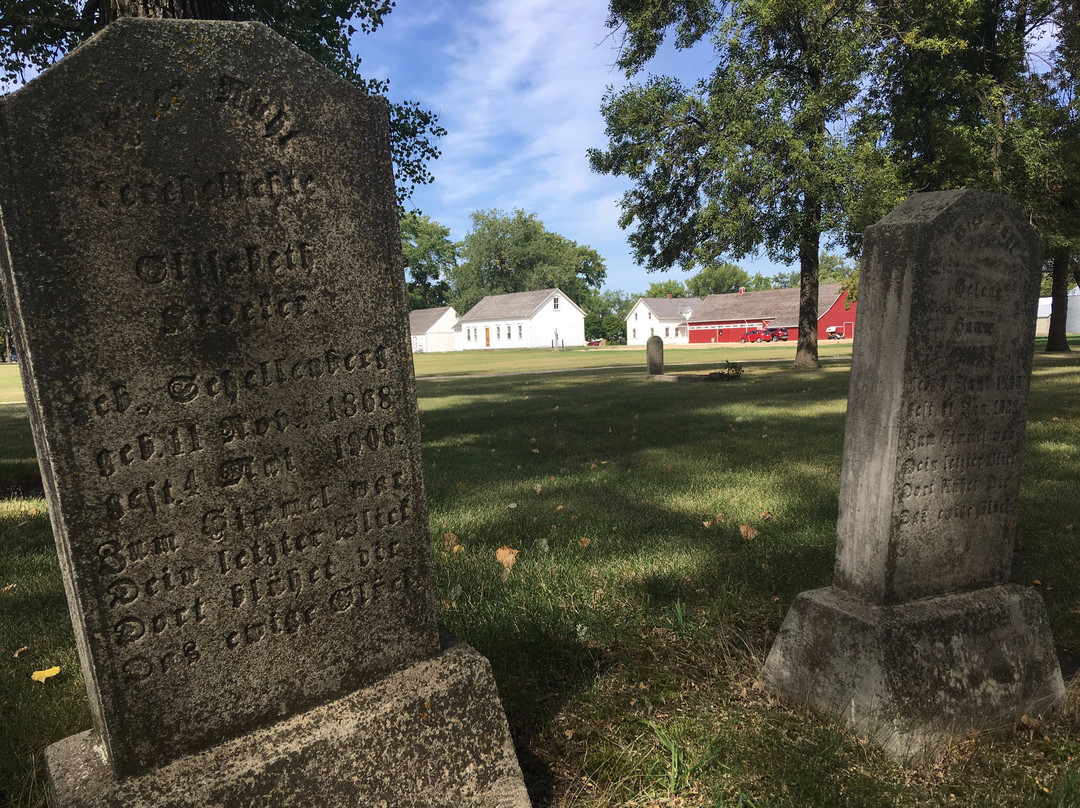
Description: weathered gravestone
xmin=0 ymin=19 xmax=530 ymax=806
xmin=762 ymin=190 xmax=1064 ymax=759
xmin=646 ymin=335 xmax=664 ymax=376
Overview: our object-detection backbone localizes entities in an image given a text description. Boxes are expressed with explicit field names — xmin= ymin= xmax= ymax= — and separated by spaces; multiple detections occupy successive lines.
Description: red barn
xmin=687 ymin=283 xmax=857 ymax=344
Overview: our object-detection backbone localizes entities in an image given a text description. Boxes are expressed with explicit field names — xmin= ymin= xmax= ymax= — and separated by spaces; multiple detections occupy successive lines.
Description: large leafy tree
xmin=449 ymin=209 xmax=607 ymax=314
xmin=590 ymin=0 xmax=873 ymax=368
xmin=866 ymin=0 xmax=1080 ymax=350
xmin=0 ymin=1 xmax=444 ymax=204
xmin=400 ymin=212 xmax=456 ymax=311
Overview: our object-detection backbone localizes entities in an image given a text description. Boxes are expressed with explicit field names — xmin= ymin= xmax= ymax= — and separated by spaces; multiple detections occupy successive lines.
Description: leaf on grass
xmin=507 ymin=502 xmax=518 ymax=508
xmin=31 ymin=666 xmax=60 ymax=683
xmin=0 ymin=584 xmax=15 ymax=595
xmin=703 ymin=520 xmax=712 ymax=528
xmin=442 ymin=532 xmax=458 ymax=550
xmin=740 ymin=524 xmax=759 ymax=540
xmin=452 ymin=544 xmax=465 ymax=555
xmin=578 ymin=537 xmax=591 ymax=548
xmin=14 ymin=645 xmax=28 ymax=658
xmin=532 ymin=448 xmax=540 ymax=454
xmin=1032 ymin=579 xmax=1042 ymax=586
xmin=495 ymin=546 xmax=519 ymax=575
xmin=716 ymin=513 xmax=727 ymax=523
xmin=761 ymin=510 xmax=773 ymax=520
xmin=556 ymin=505 xmax=564 ymax=511
xmin=535 ymin=486 xmax=543 ymax=495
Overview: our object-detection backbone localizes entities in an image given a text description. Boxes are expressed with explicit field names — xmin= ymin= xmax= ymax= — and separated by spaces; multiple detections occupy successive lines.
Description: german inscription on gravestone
xmin=0 ymin=20 xmax=439 ymax=777
xmin=834 ymin=190 xmax=1042 ymax=603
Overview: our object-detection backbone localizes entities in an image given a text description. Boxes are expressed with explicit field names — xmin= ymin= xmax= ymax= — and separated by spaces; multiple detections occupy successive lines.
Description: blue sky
xmin=354 ymin=0 xmax=789 ymax=297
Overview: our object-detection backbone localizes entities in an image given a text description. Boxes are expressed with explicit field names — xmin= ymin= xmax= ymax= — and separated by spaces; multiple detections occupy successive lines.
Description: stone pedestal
xmin=762 ymin=190 xmax=1064 ymax=758
xmin=765 ymin=585 xmax=1062 ymax=759
xmin=47 ymin=631 xmax=531 ymax=808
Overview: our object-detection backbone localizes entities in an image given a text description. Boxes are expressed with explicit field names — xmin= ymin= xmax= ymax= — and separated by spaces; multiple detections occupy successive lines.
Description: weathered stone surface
xmin=764 ymin=585 xmax=1063 ymax=759
xmin=762 ymin=190 xmax=1063 ymax=758
xmin=46 ymin=631 xmax=531 ymax=808
xmin=1 ymin=19 xmax=527 ymax=804
xmin=646 ymin=335 xmax=664 ymax=376
xmin=834 ymin=190 xmax=1043 ymax=604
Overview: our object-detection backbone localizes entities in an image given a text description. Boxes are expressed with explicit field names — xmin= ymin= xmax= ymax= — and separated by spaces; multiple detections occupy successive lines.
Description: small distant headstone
xmin=762 ymin=190 xmax=1064 ymax=759
xmin=0 ymin=19 xmax=529 ymax=806
xmin=646 ymin=335 xmax=664 ymax=376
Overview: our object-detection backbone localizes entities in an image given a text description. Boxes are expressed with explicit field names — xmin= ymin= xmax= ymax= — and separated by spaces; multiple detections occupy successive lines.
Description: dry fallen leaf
xmin=452 ymin=544 xmax=465 ymax=555
xmin=716 ymin=513 xmax=727 ymax=523
xmin=14 ymin=645 xmax=28 ymax=658
xmin=556 ymin=505 xmax=564 ymax=511
xmin=1032 ymin=579 xmax=1043 ymax=586
xmin=31 ymin=666 xmax=60 ymax=684
xmin=761 ymin=510 xmax=773 ymax=520
xmin=532 ymin=448 xmax=540 ymax=454
xmin=740 ymin=524 xmax=759 ymax=540
xmin=535 ymin=486 xmax=543 ymax=495
xmin=0 ymin=584 xmax=15 ymax=595
xmin=443 ymin=532 xmax=458 ymax=550
xmin=578 ymin=537 xmax=591 ymax=548
xmin=495 ymin=546 xmax=519 ymax=575
xmin=703 ymin=520 xmax=712 ymax=528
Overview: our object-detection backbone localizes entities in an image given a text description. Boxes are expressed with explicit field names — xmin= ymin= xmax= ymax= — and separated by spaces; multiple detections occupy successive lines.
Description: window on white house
xmin=466 ymin=330 xmax=471 ymax=341
xmin=496 ymin=326 xmax=501 ymax=339
xmin=632 ymin=328 xmax=636 ymax=338
xmin=650 ymin=328 xmax=654 ymax=336
xmin=553 ymin=297 xmax=559 ymax=310
xmin=665 ymin=327 xmax=670 ymax=337
xmin=518 ymin=324 xmax=523 ymax=339
xmin=506 ymin=323 xmax=511 ymax=338
xmin=634 ymin=312 xmax=638 ymax=320
xmin=648 ymin=312 xmax=652 ymax=319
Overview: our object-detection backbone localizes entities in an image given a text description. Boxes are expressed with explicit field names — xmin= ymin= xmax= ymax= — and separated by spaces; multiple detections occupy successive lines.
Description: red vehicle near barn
xmin=687 ymin=284 xmax=856 ymax=344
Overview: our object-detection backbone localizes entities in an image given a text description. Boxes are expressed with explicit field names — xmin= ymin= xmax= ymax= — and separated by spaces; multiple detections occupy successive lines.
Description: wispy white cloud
xmin=357 ymin=0 xmax=785 ymax=294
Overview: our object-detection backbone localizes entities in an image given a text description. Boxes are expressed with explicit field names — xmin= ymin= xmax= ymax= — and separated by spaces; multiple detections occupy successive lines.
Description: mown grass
xmin=1 ymin=342 xmax=1079 ymax=807
xmin=410 ymin=340 xmax=855 ymax=377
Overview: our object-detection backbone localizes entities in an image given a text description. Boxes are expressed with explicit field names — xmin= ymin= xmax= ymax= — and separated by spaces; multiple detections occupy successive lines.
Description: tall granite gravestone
xmin=763 ymin=190 xmax=1064 ymax=759
xmin=0 ymin=19 xmax=530 ymax=806
xmin=646 ymin=335 xmax=664 ymax=376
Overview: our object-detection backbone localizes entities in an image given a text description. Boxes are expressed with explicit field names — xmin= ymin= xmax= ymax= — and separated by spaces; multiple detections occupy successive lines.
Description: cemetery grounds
xmin=2 ymin=341 xmax=1080 ymax=808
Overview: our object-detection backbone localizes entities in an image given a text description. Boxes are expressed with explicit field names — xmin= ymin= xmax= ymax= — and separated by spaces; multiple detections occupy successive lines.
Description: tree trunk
xmin=101 ymin=0 xmax=224 ymax=21
xmin=1046 ymin=247 xmax=1072 ymax=352
xmin=792 ymin=238 xmax=821 ymax=369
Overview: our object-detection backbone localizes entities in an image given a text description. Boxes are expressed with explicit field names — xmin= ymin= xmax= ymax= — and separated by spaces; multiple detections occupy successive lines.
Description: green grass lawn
xmin=2 ymin=343 xmax=1080 ymax=807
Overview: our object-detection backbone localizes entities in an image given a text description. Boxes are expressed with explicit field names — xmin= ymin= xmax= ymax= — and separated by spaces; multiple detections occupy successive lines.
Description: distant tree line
xmin=402 ymin=208 xmax=856 ymax=344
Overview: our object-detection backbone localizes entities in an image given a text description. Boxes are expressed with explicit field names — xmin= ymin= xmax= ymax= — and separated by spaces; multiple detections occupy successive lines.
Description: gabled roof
xmin=408 ymin=306 xmax=456 ymax=335
xmin=690 ymin=283 xmax=844 ymax=324
xmin=459 ymin=288 xmax=583 ymax=322
xmin=634 ymin=297 xmax=703 ymax=320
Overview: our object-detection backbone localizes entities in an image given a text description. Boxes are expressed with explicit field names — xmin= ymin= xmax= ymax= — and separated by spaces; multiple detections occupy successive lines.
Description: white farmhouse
xmin=408 ymin=306 xmax=459 ymax=353
xmin=456 ymin=289 xmax=586 ymax=350
xmin=625 ymin=296 xmax=703 ymax=346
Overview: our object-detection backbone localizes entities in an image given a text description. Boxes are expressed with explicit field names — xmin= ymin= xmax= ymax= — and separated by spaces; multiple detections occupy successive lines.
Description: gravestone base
xmin=762 ymin=584 xmax=1064 ymax=761
xmin=46 ymin=631 xmax=531 ymax=808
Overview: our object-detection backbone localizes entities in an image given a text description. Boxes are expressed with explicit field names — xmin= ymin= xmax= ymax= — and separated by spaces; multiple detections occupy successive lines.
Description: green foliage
xmin=817 ymin=253 xmax=853 ymax=283
xmin=591 ymin=0 xmax=874 ymax=368
xmin=0 ymin=1 xmax=444 ymax=205
xmin=400 ymin=212 xmax=456 ymax=311
xmin=644 ymin=279 xmax=687 ymax=298
xmin=448 ymin=209 xmax=606 ymax=314
xmin=684 ymin=261 xmax=748 ymax=296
